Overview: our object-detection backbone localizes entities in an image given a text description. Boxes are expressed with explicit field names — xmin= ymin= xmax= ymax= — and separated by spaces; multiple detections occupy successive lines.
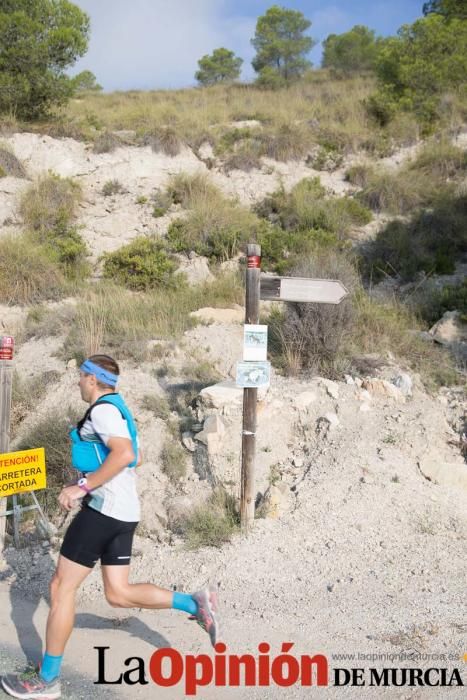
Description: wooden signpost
xmin=239 ymin=249 xmax=349 ymax=532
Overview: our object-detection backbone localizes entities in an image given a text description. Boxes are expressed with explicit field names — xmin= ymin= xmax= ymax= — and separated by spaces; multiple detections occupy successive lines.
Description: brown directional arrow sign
xmin=260 ymin=275 xmax=349 ymax=304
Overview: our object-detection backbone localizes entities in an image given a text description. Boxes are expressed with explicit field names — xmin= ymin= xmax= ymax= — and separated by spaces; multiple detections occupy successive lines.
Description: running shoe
xmin=191 ymin=585 xmax=219 ymax=646
xmin=1 ymin=665 xmax=61 ymax=699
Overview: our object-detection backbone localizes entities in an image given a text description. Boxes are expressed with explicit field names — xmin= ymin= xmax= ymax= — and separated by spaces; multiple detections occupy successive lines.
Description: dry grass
xmin=19 ymin=174 xmax=81 ymax=233
xmin=0 ymin=141 xmax=27 ymax=177
xmin=0 ymin=234 xmax=64 ymax=304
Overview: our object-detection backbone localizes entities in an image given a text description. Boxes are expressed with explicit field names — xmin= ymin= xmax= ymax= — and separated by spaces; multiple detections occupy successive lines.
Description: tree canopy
xmin=370 ymin=14 xmax=467 ymax=123
xmin=423 ymin=0 xmax=467 ymax=19
xmin=0 ymin=0 xmax=90 ymax=119
xmin=251 ymin=5 xmax=316 ymax=87
xmin=71 ymin=70 xmax=102 ymax=93
xmin=322 ymin=25 xmax=382 ymax=75
xmin=195 ymin=48 xmax=243 ymax=86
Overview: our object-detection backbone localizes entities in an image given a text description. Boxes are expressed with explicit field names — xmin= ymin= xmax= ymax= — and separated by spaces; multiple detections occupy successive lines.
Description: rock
xmin=362 ymin=378 xmax=405 ymax=403
xmin=359 ymin=403 xmax=371 ymax=412
xmin=294 ymin=391 xmax=318 ymax=410
xmin=344 ymin=375 xmax=355 ymax=385
xmin=181 ymin=432 xmax=197 ymax=452
xmin=166 ymin=495 xmax=194 ymax=532
xmin=418 ymin=456 xmax=467 ymax=493
xmin=190 ymin=305 xmax=244 ymax=325
xmin=194 ymin=414 xmax=226 ymax=455
xmin=174 ymin=254 xmax=215 ymax=286
xmin=198 ymin=142 xmax=215 ymax=160
xmin=199 ymin=381 xmax=243 ymax=409
xmin=429 ymin=311 xmax=466 ymax=345
xmin=261 ymin=482 xmax=292 ymax=519
xmin=319 ymin=378 xmax=339 ymax=399
xmin=318 ymin=412 xmax=340 ymax=430
xmin=355 ymin=389 xmax=372 ymax=402
xmin=293 ymin=456 xmax=304 ymax=468
xmin=391 ymin=373 xmax=413 ymax=397
xmin=67 ymin=358 xmax=77 ymax=369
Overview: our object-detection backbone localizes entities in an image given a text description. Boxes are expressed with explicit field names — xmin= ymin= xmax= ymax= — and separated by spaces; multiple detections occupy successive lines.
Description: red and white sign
xmin=0 ymin=336 xmax=14 ymax=360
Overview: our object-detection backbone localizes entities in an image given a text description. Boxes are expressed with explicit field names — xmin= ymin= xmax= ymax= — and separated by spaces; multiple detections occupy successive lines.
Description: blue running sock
xmin=172 ymin=591 xmax=198 ymax=616
xmin=40 ymin=652 xmax=63 ymax=683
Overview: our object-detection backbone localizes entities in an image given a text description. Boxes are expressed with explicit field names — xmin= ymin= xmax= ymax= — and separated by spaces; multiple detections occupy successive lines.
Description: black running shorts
xmin=60 ymin=505 xmax=139 ymax=568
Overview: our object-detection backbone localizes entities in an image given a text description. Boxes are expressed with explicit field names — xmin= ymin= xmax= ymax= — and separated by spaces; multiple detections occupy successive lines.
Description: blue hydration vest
xmin=70 ymin=393 xmax=138 ymax=473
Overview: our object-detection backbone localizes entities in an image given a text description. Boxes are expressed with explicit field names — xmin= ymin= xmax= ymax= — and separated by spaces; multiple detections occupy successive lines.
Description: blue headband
xmin=80 ymin=359 xmax=119 ymax=387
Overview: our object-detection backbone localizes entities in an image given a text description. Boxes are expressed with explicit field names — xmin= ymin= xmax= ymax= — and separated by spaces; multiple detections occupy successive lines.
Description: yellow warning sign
xmin=0 ymin=448 xmax=46 ymax=497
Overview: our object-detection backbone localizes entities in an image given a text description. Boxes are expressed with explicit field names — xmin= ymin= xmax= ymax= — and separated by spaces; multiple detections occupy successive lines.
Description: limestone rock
xmin=418 ymin=456 xmax=467 ymax=494
xmin=174 ymin=254 xmax=215 ymax=286
xmin=181 ymin=432 xmax=197 ymax=452
xmin=429 ymin=311 xmax=466 ymax=345
xmin=319 ymin=378 xmax=339 ymax=399
xmin=194 ymin=414 xmax=226 ymax=455
xmin=362 ymin=378 xmax=405 ymax=403
xmin=190 ymin=305 xmax=244 ymax=324
xmin=199 ymin=381 xmax=243 ymax=409
xmin=391 ymin=373 xmax=413 ymax=397
xmin=294 ymin=391 xmax=318 ymax=411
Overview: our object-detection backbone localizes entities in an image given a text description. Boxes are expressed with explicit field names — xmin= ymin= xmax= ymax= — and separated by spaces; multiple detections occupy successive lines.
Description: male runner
xmin=1 ymin=354 xmax=218 ymax=699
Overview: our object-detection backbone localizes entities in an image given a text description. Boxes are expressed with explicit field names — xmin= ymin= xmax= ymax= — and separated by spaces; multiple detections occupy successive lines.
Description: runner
xmin=1 ymin=354 xmax=219 ymax=700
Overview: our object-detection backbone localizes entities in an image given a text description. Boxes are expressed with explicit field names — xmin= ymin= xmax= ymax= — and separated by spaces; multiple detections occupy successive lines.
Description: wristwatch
xmin=77 ymin=477 xmax=92 ymax=494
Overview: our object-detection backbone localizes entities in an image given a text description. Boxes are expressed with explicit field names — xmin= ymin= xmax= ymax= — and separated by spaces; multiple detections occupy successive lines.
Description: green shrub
xmin=136 ymin=195 xmax=148 ymax=205
xmin=409 ymin=140 xmax=467 ymax=179
xmin=102 ymin=179 xmax=126 ymax=196
xmin=167 ymin=196 xmax=271 ymax=261
xmin=258 ymin=123 xmax=312 ymax=161
xmin=256 ymin=178 xmax=371 ymax=234
xmin=0 ymin=234 xmax=64 ymax=304
xmin=415 ymin=279 xmax=467 ymax=325
xmin=223 ymin=144 xmax=262 ymax=172
xmin=102 ymin=237 xmax=177 ymax=290
xmin=181 ymin=488 xmax=239 ymax=548
xmin=151 ymin=189 xmax=173 ymax=218
xmin=361 ymin=193 xmax=467 ymax=281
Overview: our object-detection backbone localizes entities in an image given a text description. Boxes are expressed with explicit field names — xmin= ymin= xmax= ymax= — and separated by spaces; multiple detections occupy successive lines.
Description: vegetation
xmin=195 ymin=48 xmax=243 ymax=86
xmin=0 ymin=0 xmax=90 ymax=118
xmin=19 ymin=174 xmax=88 ymax=277
xmin=252 ymin=5 xmax=316 ymax=87
xmin=160 ymin=440 xmax=187 ymax=484
xmin=71 ymin=69 xmax=102 ymax=93
xmin=423 ymin=0 xmax=467 ymax=19
xmin=181 ymin=489 xmax=239 ymax=548
xmin=322 ymin=25 xmax=383 ymax=76
xmin=0 ymin=233 xmax=65 ymax=304
xmin=102 ymin=179 xmax=126 ymax=196
xmin=369 ymin=14 xmax=467 ymax=124
xmin=102 ymin=237 xmax=177 ymax=291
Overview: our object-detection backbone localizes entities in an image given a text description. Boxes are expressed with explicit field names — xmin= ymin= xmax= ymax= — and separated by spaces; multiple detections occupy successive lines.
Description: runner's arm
xmin=85 ymin=436 xmax=135 ymax=489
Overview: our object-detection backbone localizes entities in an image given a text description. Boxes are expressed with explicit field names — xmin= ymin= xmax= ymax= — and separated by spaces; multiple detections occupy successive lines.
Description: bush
xmin=102 ymin=237 xmax=177 ymax=291
xmin=93 ymin=131 xmax=121 ymax=154
xmin=256 ymin=178 xmax=371 ymax=234
xmin=19 ymin=174 xmax=81 ymax=232
xmin=0 ymin=143 xmax=27 ymax=177
xmin=414 ymin=279 xmax=467 ymax=324
xmin=165 ymin=172 xmax=218 ymax=209
xmin=270 ymin=250 xmax=360 ymax=375
xmin=258 ymin=123 xmax=312 ymax=161
xmin=409 ymin=140 xmax=467 ymax=180
xmin=361 ymin=193 xmax=467 ymax=280
xmin=141 ymin=126 xmax=182 ymax=156
xmin=102 ymin=179 xmax=126 ymax=196
xmin=181 ymin=488 xmax=239 ymax=548
xmin=0 ymin=234 xmax=64 ymax=304
xmin=356 ymin=166 xmax=446 ymax=215
xmin=141 ymin=394 xmax=171 ymax=421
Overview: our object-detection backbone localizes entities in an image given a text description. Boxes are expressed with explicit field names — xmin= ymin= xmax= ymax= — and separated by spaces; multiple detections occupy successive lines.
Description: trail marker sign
xmin=260 ymin=275 xmax=348 ymax=304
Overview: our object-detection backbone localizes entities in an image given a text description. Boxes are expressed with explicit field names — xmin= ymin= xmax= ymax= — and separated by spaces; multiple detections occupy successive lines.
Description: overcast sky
xmin=71 ymin=0 xmax=424 ymax=91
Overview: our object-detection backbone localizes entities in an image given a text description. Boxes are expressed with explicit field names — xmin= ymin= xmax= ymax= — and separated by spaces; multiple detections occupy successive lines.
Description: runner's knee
xmin=105 ymin=587 xmax=131 ymax=608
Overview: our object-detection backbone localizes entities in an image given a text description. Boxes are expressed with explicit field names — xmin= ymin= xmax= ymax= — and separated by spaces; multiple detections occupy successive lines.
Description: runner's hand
xmin=58 ymin=485 xmax=85 ymax=511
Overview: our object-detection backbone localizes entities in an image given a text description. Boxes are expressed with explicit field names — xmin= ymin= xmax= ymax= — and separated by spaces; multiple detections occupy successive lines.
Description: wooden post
xmin=240 ymin=244 xmax=261 ymax=533
xmin=0 ymin=341 xmax=14 ymax=551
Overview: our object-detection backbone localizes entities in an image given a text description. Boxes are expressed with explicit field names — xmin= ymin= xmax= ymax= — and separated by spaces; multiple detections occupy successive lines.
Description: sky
xmin=71 ymin=0 xmax=424 ymax=92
